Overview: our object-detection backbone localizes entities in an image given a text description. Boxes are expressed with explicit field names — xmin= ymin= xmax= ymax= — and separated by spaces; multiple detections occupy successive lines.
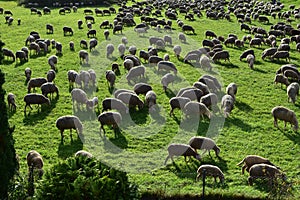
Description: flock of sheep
xmin=2 ymin=0 xmax=300 ymax=193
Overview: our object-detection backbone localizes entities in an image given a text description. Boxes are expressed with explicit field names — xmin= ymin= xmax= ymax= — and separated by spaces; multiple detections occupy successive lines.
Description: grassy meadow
xmin=0 ymin=0 xmax=300 ymax=199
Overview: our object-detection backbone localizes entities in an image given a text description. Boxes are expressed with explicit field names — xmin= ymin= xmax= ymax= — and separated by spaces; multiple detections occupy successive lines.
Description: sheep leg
xmin=284 ymin=121 xmax=287 ymax=129
xmin=273 ymin=118 xmax=278 ymax=127
xmin=164 ymin=155 xmax=170 ymax=165
xmin=241 ymin=165 xmax=246 ymax=175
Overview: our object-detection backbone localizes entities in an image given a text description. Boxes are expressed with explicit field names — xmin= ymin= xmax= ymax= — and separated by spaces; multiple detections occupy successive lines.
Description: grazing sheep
xmin=79 ymin=50 xmax=89 ymax=64
xmin=200 ymin=93 xmax=218 ymax=110
xmin=113 ymin=89 xmax=135 ymax=98
xmin=48 ymin=55 xmax=58 ymax=70
xmin=117 ymin=92 xmax=144 ymax=110
xmin=205 ymin=30 xmax=217 ymax=38
xmin=121 ymin=36 xmax=128 ymax=46
xmin=123 ymin=55 xmax=141 ymax=66
xmin=161 ymin=73 xmax=175 ymax=92
xmin=200 ymin=55 xmax=212 ymax=71
xmin=78 ymin=70 xmax=90 ymax=89
xmin=80 ymin=39 xmax=88 ymax=49
xmin=240 ymin=49 xmax=255 ymax=61
xmin=15 ymin=50 xmax=27 ymax=63
xmin=118 ymin=44 xmax=126 ymax=58
xmin=24 ymin=67 xmax=32 ymax=82
xmin=145 ymin=90 xmax=157 ymax=111
xmin=176 ymin=87 xmax=195 ymax=97
xmin=173 ymin=45 xmax=182 ymax=58
xmin=7 ymin=93 xmax=17 ymax=111
xmin=226 ymin=83 xmax=238 ymax=99
xmin=56 ymin=115 xmax=83 ymax=141
xmin=134 ymin=83 xmax=152 ymax=95
xmin=198 ymin=78 xmax=218 ymax=93
xmin=178 ymin=32 xmax=186 ymax=43
xmin=29 ymin=43 xmax=41 ymax=55
xmin=63 ymin=26 xmax=73 ymax=36
xmin=193 ymin=82 xmax=210 ymax=95
xmin=23 ymin=93 xmax=50 ymax=113
xmin=284 ymin=70 xmax=299 ymax=82
xmin=129 ymin=45 xmax=137 ymax=55
xmin=221 ymin=94 xmax=234 ymax=118
xmin=169 ymin=97 xmax=191 ymax=116
xmin=271 ymin=51 xmax=290 ymax=62
xmin=88 ymin=69 xmax=96 ymax=87
xmin=46 ymin=24 xmax=53 ymax=34
xmin=123 ymin=59 xmax=134 ymax=71
xmin=3 ymin=48 xmax=15 ymax=62
xmin=71 ymin=88 xmax=88 ymax=110
xmin=212 ymin=50 xmax=230 ymax=62
xmin=46 ymin=69 xmax=56 ymax=82
xmin=78 ymin=20 xmax=83 ymax=29
xmin=274 ymin=74 xmax=289 ymax=88
xmin=55 ymin=42 xmax=62 ymax=54
xmin=113 ymin=24 xmax=123 ymax=34
xmin=98 ymin=111 xmax=122 ymax=135
xmin=183 ymin=102 xmax=212 ymax=119
xmin=246 ymin=54 xmax=255 ymax=69
xmin=41 ymin=82 xmax=59 ymax=98
xmin=86 ymin=97 xmax=99 ymax=110
xmin=111 ymin=63 xmax=119 ymax=73
xmin=102 ymin=98 xmax=129 ymax=114
xmin=276 ymin=64 xmax=300 ymax=76
xmin=164 ymin=143 xmax=201 ymax=164
xmin=26 ymin=150 xmax=44 ymax=178
xmin=106 ymin=44 xmax=114 ymax=58
xmin=189 ymin=136 xmax=220 ymax=158
xmin=75 ymin=150 xmax=93 ymax=158
xmin=184 ymin=53 xmax=200 ymax=63
xmin=237 ymin=155 xmax=279 ymax=174
xmin=249 ymin=38 xmax=262 ymax=47
xmin=182 ymin=25 xmax=195 ymax=34
xmin=67 ymin=70 xmax=80 ymax=88
xmin=287 ymin=82 xmax=299 ymax=104
xmin=196 ymin=164 xmax=224 ymax=183
xmin=87 ymin=29 xmax=96 ymax=38
xmin=126 ymin=66 xmax=145 ymax=84
xmin=248 ymin=164 xmax=286 ymax=186
xmin=164 ymin=35 xmax=172 ymax=46
xmin=180 ymin=88 xmax=204 ymax=102
xmin=262 ymin=47 xmax=277 ymax=60
xmin=69 ymin=41 xmax=75 ymax=51
xmin=105 ymin=70 xmax=116 ymax=88
xmin=89 ymin=38 xmax=98 ymax=52
xmin=157 ymin=61 xmax=177 ymax=75
xmin=139 ymin=50 xmax=150 ymax=63
xmin=148 ymin=56 xmax=163 ymax=66
xmin=21 ymin=47 xmax=29 ymax=60
xmin=272 ymin=106 xmax=298 ymax=131
xmin=104 ymin=30 xmax=110 ymax=40
xmin=27 ymin=78 xmax=47 ymax=93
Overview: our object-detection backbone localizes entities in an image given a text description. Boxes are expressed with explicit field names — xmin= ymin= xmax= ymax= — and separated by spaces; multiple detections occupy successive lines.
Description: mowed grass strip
xmin=0 ymin=1 xmax=299 ymax=198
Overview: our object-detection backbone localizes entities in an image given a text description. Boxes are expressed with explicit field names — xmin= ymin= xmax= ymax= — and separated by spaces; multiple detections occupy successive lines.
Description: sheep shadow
xmin=128 ymin=107 xmax=149 ymax=125
xmin=235 ymin=101 xmax=253 ymax=112
xmin=217 ymin=62 xmax=239 ymax=68
xmin=180 ymin=116 xmax=210 ymax=134
xmin=8 ymin=108 xmax=17 ymax=118
xmin=23 ymin=103 xmax=55 ymax=125
xmin=56 ymin=52 xmax=63 ymax=57
xmin=2 ymin=60 xmax=15 ymax=65
xmin=91 ymin=50 xmax=100 ymax=56
xmin=57 ymin=137 xmax=83 ymax=159
xmin=283 ymin=131 xmax=300 ymax=145
xmin=81 ymin=63 xmax=91 ymax=68
xmin=253 ymin=67 xmax=267 ymax=73
xmin=108 ymin=131 xmax=128 ymax=149
xmin=165 ymin=88 xmax=175 ymax=99
xmin=14 ymin=61 xmax=26 ymax=67
xmin=225 ymin=116 xmax=252 ymax=132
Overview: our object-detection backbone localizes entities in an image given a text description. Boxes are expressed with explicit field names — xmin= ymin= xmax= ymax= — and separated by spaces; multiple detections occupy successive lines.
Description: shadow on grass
xmin=253 ymin=67 xmax=267 ymax=73
xmin=283 ymin=131 xmax=300 ymax=144
xmin=57 ymin=137 xmax=83 ymax=159
xmin=108 ymin=130 xmax=128 ymax=149
xmin=129 ymin=106 xmax=149 ymax=125
xmin=235 ymin=100 xmax=253 ymax=112
xmin=165 ymin=88 xmax=175 ymax=99
xmin=217 ymin=62 xmax=239 ymax=68
xmin=180 ymin=116 xmax=210 ymax=134
xmin=225 ymin=116 xmax=252 ymax=132
xmin=2 ymin=60 xmax=15 ymax=65
xmin=14 ymin=61 xmax=27 ymax=67
xmin=91 ymin=50 xmax=100 ymax=56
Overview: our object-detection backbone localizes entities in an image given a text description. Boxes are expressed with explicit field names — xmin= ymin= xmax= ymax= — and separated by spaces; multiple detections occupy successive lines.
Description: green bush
xmin=36 ymin=156 xmax=139 ymax=200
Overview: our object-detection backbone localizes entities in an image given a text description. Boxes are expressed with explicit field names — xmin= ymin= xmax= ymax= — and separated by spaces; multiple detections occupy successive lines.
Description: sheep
xmin=287 ymin=82 xmax=299 ymax=104
xmin=24 ymin=68 xmax=32 ymax=82
xmin=117 ymin=92 xmax=144 ymax=110
xmin=104 ymin=30 xmax=110 ymax=40
xmin=196 ymin=165 xmax=224 ymax=183
xmin=148 ymin=56 xmax=163 ymax=66
xmin=278 ymin=43 xmax=290 ymax=52
xmin=271 ymin=51 xmax=290 ymax=62
xmin=56 ymin=115 xmax=83 ymax=141
xmin=189 ymin=136 xmax=220 ymax=158
xmin=164 ymin=35 xmax=172 ymax=46
xmin=88 ymin=69 xmax=96 ymax=87
xmin=63 ymin=26 xmax=73 ymax=36
xmin=200 ymin=55 xmax=212 ymax=71
xmin=113 ymin=89 xmax=135 ymax=98
xmin=102 ymin=98 xmax=129 ymax=114
xmin=198 ymin=78 xmax=218 ymax=93
xmin=88 ymin=38 xmax=98 ymax=52
xmin=212 ymin=50 xmax=230 ymax=62
xmin=221 ymin=94 xmax=234 ymax=118
xmin=55 ymin=42 xmax=62 ymax=54
xmin=139 ymin=50 xmax=150 ymax=63
xmin=161 ymin=73 xmax=175 ymax=92
xmin=37 ymin=41 xmax=48 ymax=55
xmin=27 ymin=78 xmax=47 ymax=93
xmin=118 ymin=44 xmax=126 ymax=58
xmin=48 ymin=55 xmax=58 ymax=70
xmin=2 ymin=48 xmax=15 ymax=62
xmin=126 ymin=66 xmax=145 ymax=84
xmin=182 ymin=25 xmax=195 ymax=34
xmin=21 ymin=47 xmax=29 ymax=60
xmin=246 ymin=54 xmax=255 ymax=69
xmin=121 ymin=36 xmax=128 ymax=46
xmin=78 ymin=70 xmax=90 ymax=89
xmin=261 ymin=47 xmax=277 ymax=60
xmin=173 ymin=45 xmax=181 ymax=58
xmin=272 ymin=106 xmax=298 ymax=131
xmin=29 ymin=42 xmax=40 ymax=55
xmin=124 ymin=55 xmax=141 ymax=67
xmin=23 ymin=93 xmax=50 ymax=113
xmin=149 ymin=36 xmax=162 ymax=46
xmin=205 ymin=30 xmax=217 ymax=38
xmin=200 ymin=93 xmax=218 ymax=110
xmin=178 ymin=32 xmax=186 ymax=43
xmin=129 ymin=45 xmax=137 ymax=55
xmin=87 ymin=22 xmax=92 ymax=29
xmin=15 ymin=50 xmax=27 ymax=63
xmin=69 ymin=41 xmax=75 ymax=51
xmin=193 ymin=82 xmax=210 ymax=95
xmin=276 ymin=64 xmax=300 ymax=76
xmin=71 ymin=88 xmax=88 ymax=110
xmin=134 ymin=83 xmax=152 ymax=95
xmin=79 ymin=50 xmax=89 ymax=64
xmin=248 ymin=164 xmax=286 ymax=186
xmin=46 ymin=24 xmax=53 ymax=34
xmin=202 ymin=39 xmax=215 ymax=48
xmin=7 ymin=93 xmax=17 ymax=111
xmin=157 ymin=61 xmax=177 ymax=75
xmin=123 ymin=59 xmax=134 ymax=71
xmin=249 ymin=38 xmax=262 ymax=47
xmin=98 ymin=111 xmax=122 ymax=135
xmin=86 ymin=97 xmax=99 ymax=110
xmin=87 ymin=29 xmax=96 ymax=38
xmin=67 ymin=70 xmax=80 ymax=88
xmin=284 ymin=70 xmax=299 ymax=82
xmin=184 ymin=53 xmax=200 ymax=63
xmin=75 ymin=150 xmax=93 ymax=158
xmin=183 ymin=102 xmax=212 ymax=119
xmin=106 ymin=44 xmax=114 ymax=58
xmin=26 ymin=150 xmax=44 ymax=178
xmin=105 ymin=70 xmax=116 ymax=88
xmin=41 ymin=82 xmax=59 ymax=98
xmin=237 ymin=155 xmax=279 ymax=175
xmin=78 ymin=20 xmax=83 ymax=29
xmin=169 ymin=97 xmax=191 ymax=116
xmin=226 ymin=83 xmax=238 ymax=99
xmin=145 ymin=90 xmax=157 ymax=111
xmin=180 ymin=88 xmax=204 ymax=102
xmin=164 ymin=143 xmax=201 ymax=164
xmin=80 ymin=40 xmax=88 ymax=49
xmin=274 ymin=74 xmax=290 ymax=88
xmin=113 ymin=24 xmax=123 ymax=34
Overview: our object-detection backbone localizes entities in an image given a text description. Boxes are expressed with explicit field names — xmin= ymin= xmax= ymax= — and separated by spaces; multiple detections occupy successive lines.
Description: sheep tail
xmin=236 ymin=158 xmax=245 ymax=166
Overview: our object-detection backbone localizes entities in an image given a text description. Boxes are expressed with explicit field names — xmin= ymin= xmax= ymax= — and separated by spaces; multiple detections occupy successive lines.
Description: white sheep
xmin=200 ymin=55 xmax=212 ymax=71
xmin=88 ymin=69 xmax=96 ymax=87
xmin=196 ymin=164 xmax=224 ymax=183
xmin=188 ymin=136 xmax=220 ymax=158
xmin=161 ymin=73 xmax=175 ymax=91
xmin=173 ymin=45 xmax=182 ymax=58
xmin=118 ymin=43 xmax=126 ymax=58
xmin=79 ymin=50 xmax=89 ymax=64
xmin=71 ymin=88 xmax=88 ymax=111
xmin=121 ymin=36 xmax=128 ymax=46
xmin=164 ymin=143 xmax=201 ymax=164
xmin=106 ymin=44 xmax=114 ymax=58
xmin=178 ymin=32 xmax=186 ymax=43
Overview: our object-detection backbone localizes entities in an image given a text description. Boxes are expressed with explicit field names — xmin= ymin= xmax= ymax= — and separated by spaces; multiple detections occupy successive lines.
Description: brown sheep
xmin=271 ymin=106 xmax=298 ymax=131
xmin=196 ymin=164 xmax=224 ymax=183
xmin=237 ymin=155 xmax=279 ymax=174
xmin=164 ymin=143 xmax=201 ymax=164
xmin=26 ymin=150 xmax=44 ymax=178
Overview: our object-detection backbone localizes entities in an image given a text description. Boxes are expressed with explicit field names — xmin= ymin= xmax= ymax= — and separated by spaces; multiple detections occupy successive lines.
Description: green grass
xmin=1 ymin=1 xmax=300 ymax=199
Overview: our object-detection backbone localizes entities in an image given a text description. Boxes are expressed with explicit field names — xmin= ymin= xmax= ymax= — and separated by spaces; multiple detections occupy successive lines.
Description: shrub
xmin=36 ymin=156 xmax=139 ymax=199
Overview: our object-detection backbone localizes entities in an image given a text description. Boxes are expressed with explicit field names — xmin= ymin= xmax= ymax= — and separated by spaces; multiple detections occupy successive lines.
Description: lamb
xmin=118 ymin=44 xmax=126 ymax=58
xmin=41 ymin=82 xmax=59 ymax=98
xmin=105 ymin=70 xmax=116 ymax=88
xmin=75 ymin=150 xmax=93 ymax=158
xmin=237 ymin=155 xmax=279 ymax=175
xmin=164 ymin=35 xmax=172 ymax=46
xmin=56 ymin=115 xmax=83 ymax=141
xmin=169 ymin=97 xmax=191 ymax=116
xmin=26 ymin=150 xmax=44 ymax=178
xmin=200 ymin=93 xmax=218 ymax=110
xmin=145 ymin=90 xmax=157 ymax=111
xmin=189 ymin=136 xmax=220 ymax=158
xmin=97 ymin=111 xmax=122 ymax=135
xmin=180 ymin=88 xmax=204 ymax=102
xmin=163 ymin=53 xmax=170 ymax=61
xmin=116 ymin=92 xmax=144 ymax=110
xmin=86 ymin=97 xmax=99 ymax=110
xmin=24 ymin=68 xmax=32 ymax=82
xmin=200 ymin=55 xmax=212 ymax=71
xmin=261 ymin=47 xmax=277 ymax=60
xmin=248 ymin=164 xmax=286 ymax=186
xmin=273 ymin=74 xmax=290 ymax=88
xmin=196 ymin=165 xmax=224 ymax=183
xmin=89 ymin=38 xmax=98 ymax=52
xmin=27 ymin=78 xmax=47 ymax=93
xmin=226 ymin=83 xmax=238 ymax=99
xmin=271 ymin=106 xmax=298 ymax=131
xmin=23 ymin=93 xmax=50 ymax=113
xmin=106 ymin=44 xmax=114 ymax=58
xmin=271 ymin=51 xmax=290 ymax=62
xmin=173 ymin=45 xmax=182 ymax=58
xmin=164 ymin=143 xmax=201 ymax=164
xmin=221 ymin=94 xmax=234 ymax=118
xmin=183 ymin=102 xmax=212 ymax=119
xmin=178 ymin=32 xmax=186 ymax=43
xmin=212 ymin=50 xmax=230 ymax=62
xmin=67 ymin=70 xmax=80 ymax=88
xmin=161 ymin=73 xmax=175 ymax=92
xmin=7 ymin=93 xmax=17 ymax=111
xmin=71 ymin=88 xmax=88 ymax=111
xmin=79 ymin=50 xmax=89 ymax=64
xmin=102 ymin=98 xmax=129 ymax=114
xmin=157 ymin=61 xmax=177 ymax=75
xmin=126 ymin=66 xmax=145 ymax=84
xmin=287 ymin=82 xmax=299 ymax=104
xmin=123 ymin=59 xmax=134 ymax=71
xmin=284 ymin=70 xmax=299 ymax=82
xmin=48 ymin=55 xmax=58 ymax=71
xmin=246 ymin=54 xmax=255 ymax=69
xmin=133 ymin=83 xmax=152 ymax=95
xmin=104 ymin=30 xmax=110 ymax=40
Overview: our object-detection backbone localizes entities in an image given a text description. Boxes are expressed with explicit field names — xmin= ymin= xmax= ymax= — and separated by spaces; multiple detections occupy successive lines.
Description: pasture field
xmin=0 ymin=0 xmax=300 ymax=199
